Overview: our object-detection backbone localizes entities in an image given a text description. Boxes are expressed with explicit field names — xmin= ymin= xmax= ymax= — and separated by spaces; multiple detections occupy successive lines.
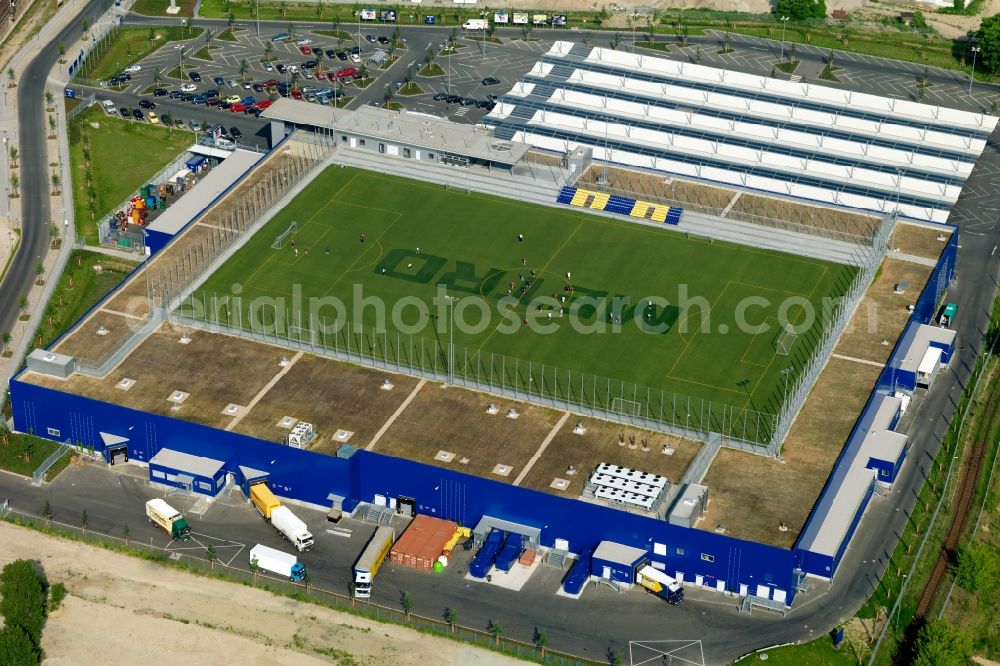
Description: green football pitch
xmin=190 ymin=167 xmax=857 ymax=443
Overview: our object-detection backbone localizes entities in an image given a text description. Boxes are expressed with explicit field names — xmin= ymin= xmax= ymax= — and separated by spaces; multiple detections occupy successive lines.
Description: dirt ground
xmin=835 ymin=258 xmax=933 ymax=364
xmin=376 ymin=382 xmax=563 ymax=482
xmin=0 ymin=523 xmax=519 ymax=666
xmin=700 ymin=357 xmax=882 ymax=548
xmin=518 ymin=416 xmax=699 ymax=498
xmin=729 ymin=194 xmax=881 ymax=240
xmin=233 ymin=353 xmax=419 ymax=446
xmin=577 ymin=165 xmax=734 ymax=212
xmin=892 ymin=222 xmax=951 ymax=261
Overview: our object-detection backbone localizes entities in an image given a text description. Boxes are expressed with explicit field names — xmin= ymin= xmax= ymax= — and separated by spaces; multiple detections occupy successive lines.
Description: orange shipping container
xmin=390 ymin=515 xmax=457 ymax=572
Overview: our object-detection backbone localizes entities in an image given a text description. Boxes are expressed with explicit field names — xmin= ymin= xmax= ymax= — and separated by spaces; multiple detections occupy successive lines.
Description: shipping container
xmin=390 ymin=515 xmax=457 ymax=571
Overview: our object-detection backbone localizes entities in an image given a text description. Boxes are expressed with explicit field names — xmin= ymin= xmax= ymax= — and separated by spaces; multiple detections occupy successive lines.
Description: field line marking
xmin=224 ymin=351 xmax=303 ymax=431
xmin=668 ymin=281 xmax=732 ymax=374
xmin=513 ymin=411 xmax=571 ymax=486
xmin=830 ymin=353 xmax=885 ymax=368
xmin=366 ymin=378 xmax=427 ymax=451
xmin=725 ymin=279 xmax=808 ymax=298
xmin=240 ymin=173 xmax=358 ymax=288
xmin=474 ymin=219 xmax=584 ymax=354
xmin=739 ymin=315 xmax=779 ymax=368
xmin=319 ymin=214 xmax=400 ymax=298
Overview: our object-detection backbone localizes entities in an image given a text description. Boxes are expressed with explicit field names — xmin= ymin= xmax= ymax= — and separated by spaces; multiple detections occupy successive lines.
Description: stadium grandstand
xmin=482 ymin=41 xmax=997 ymax=224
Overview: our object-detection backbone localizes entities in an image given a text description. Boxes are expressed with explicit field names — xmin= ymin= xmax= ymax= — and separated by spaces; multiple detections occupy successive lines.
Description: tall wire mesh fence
xmin=173 ymin=295 xmax=777 ymax=447
xmin=73 ymin=136 xmax=334 ymax=375
xmin=0 ymin=507 xmax=598 ymax=666
xmin=766 ymin=213 xmax=895 ymax=455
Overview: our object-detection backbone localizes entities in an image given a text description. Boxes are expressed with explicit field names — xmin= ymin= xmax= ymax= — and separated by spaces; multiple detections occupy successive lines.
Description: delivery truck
xmin=249 ymin=482 xmax=314 ymax=551
xmin=462 ymin=18 xmax=488 ymax=30
xmin=637 ymin=565 xmax=684 ymax=605
xmin=250 ymin=544 xmax=306 ymax=581
xmin=145 ymin=498 xmax=191 ymax=540
xmin=271 ymin=505 xmax=314 ymax=552
xmin=353 ymin=526 xmax=395 ymax=598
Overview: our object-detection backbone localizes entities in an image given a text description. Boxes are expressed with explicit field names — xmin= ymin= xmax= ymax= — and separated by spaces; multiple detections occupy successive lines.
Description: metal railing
xmin=30 ymin=441 xmax=71 ymax=486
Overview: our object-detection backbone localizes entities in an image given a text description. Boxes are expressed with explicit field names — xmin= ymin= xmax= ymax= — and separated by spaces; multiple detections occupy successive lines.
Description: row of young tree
xmin=0 ymin=559 xmax=64 ymax=666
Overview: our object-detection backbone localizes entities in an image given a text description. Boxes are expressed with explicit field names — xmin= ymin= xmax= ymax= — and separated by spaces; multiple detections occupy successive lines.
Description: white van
xmin=462 ymin=19 xmax=488 ymax=30
xmin=101 ymin=99 xmax=116 ymax=115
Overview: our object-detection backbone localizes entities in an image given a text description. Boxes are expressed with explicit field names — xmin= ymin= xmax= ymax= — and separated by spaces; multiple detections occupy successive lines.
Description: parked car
xmin=325 ymin=49 xmax=336 ymax=59
xmin=192 ymin=95 xmax=208 ymax=105
xmin=225 ymin=94 xmax=242 ymax=104
xmin=432 ymin=92 xmax=448 ymax=101
xmin=377 ymin=36 xmax=390 ymax=45
xmin=263 ymin=79 xmax=279 ymax=87
xmin=252 ymin=82 xmax=265 ymax=92
xmin=276 ymin=63 xmax=288 ymax=74
xmin=460 ymin=97 xmax=477 ymax=106
xmin=311 ymin=46 xmax=323 ymax=56
xmin=213 ymin=76 xmax=225 ymax=86
xmin=181 ymin=93 xmax=195 ymax=102
xmin=350 ymin=46 xmax=360 ymax=55
xmin=271 ymin=32 xmax=291 ymax=42
xmin=263 ymin=61 xmax=274 ymax=71
xmin=230 ymin=126 xmax=242 ymax=139
xmin=476 ymin=99 xmax=490 ymax=109
xmin=243 ymin=81 xmax=253 ymax=89
xmin=335 ymin=51 xmax=347 ymax=61
xmin=123 ymin=64 xmax=141 ymax=73
xmin=302 ymin=70 xmax=314 ymax=79
xmin=299 ymin=45 xmax=312 ymax=55
xmin=364 ymin=34 xmax=377 ymax=43
xmin=303 ymin=59 xmax=318 ymax=69
xmin=118 ymin=107 xmax=130 ymax=118
xmin=207 ymin=98 xmax=220 ymax=107
xmin=242 ymin=95 xmax=255 ymax=105
xmin=295 ymin=37 xmax=313 ymax=46
xmin=254 ymin=98 xmax=272 ymax=110
xmin=169 ymin=90 xmax=183 ymax=99
xmin=188 ymin=119 xmax=201 ymax=131
xmin=147 ymin=112 xmax=160 ymax=124
xmin=218 ymin=100 xmax=232 ymax=109
xmin=132 ymin=108 xmax=145 ymax=120
xmin=174 ymin=118 xmax=186 ymax=129
xmin=227 ymin=79 xmax=239 ymax=88
xmin=481 ymin=76 xmax=501 ymax=86
xmin=153 ymin=88 xmax=168 ymax=97
xmin=189 ymin=71 xmax=202 ymax=82
xmin=445 ymin=94 xmax=461 ymax=104
xmin=350 ymin=53 xmax=360 ymax=63
xmin=160 ymin=113 xmax=172 ymax=125
xmin=139 ymin=99 xmax=156 ymax=109
xmin=205 ymin=89 xmax=219 ymax=98
xmin=180 ymin=82 xmax=198 ymax=92
xmin=336 ymin=67 xmax=357 ymax=79
xmin=230 ymin=103 xmax=247 ymax=112
xmin=290 ymin=89 xmax=303 ymax=99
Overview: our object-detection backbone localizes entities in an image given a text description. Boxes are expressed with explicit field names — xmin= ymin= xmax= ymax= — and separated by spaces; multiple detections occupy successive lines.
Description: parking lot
xmin=75 ymin=22 xmax=556 ymax=145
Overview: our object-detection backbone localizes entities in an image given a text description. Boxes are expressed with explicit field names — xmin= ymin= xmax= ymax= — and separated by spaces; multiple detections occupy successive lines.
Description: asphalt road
xmin=0 ymin=0 xmax=118 ymax=347
xmin=2 ymin=13 xmax=999 ymax=665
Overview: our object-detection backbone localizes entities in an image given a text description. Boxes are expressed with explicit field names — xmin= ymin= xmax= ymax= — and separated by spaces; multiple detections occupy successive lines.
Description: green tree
xmin=979 ymin=13 xmax=1000 ymax=74
xmin=9 ymin=173 xmax=18 ymax=196
xmin=80 ymin=509 xmax=88 ymax=532
xmin=488 ymin=618 xmax=503 ymax=645
xmin=954 ymin=540 xmax=1000 ymax=592
xmin=0 ymin=625 xmax=37 ymax=665
xmin=383 ymin=85 xmax=394 ymax=106
xmin=913 ymin=621 xmax=973 ymax=666
xmin=41 ymin=500 xmax=53 ymax=525
xmin=444 ymin=606 xmax=457 ymax=631
xmin=239 ymin=58 xmax=249 ymax=80
xmin=44 ymin=90 xmax=54 ymax=108
xmin=250 ymin=556 xmax=259 ymax=581
xmin=2 ymin=331 xmax=11 ymax=356
xmin=774 ymin=0 xmax=826 ymax=20
xmin=19 ymin=438 xmax=32 ymax=462
xmin=534 ymin=627 xmax=548 ymax=655
xmin=50 ymin=172 xmax=60 ymax=193
xmin=122 ymin=522 xmax=130 ymax=545
xmin=48 ymin=583 xmax=67 ymax=611
xmin=206 ymin=544 xmax=217 ymax=568
xmin=8 ymin=146 xmax=16 ymax=167
xmin=400 ymin=591 xmax=413 ymax=618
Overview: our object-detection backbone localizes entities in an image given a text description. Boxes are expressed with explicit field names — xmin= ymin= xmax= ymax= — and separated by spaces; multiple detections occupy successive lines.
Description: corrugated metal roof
xmin=150 ymin=448 xmax=225 ymax=478
xmin=592 ymin=540 xmax=647 ymax=566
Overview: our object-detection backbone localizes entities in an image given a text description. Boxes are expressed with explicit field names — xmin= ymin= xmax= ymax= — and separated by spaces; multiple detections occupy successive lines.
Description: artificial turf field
xmin=191 ymin=167 xmax=857 ymax=443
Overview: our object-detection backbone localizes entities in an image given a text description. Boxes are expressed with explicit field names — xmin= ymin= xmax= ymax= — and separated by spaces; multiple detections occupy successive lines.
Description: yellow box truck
xmin=250 ymin=483 xmax=280 ymax=519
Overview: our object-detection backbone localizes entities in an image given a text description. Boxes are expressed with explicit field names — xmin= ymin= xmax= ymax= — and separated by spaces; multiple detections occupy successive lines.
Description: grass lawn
xmin=635 ymin=41 xmax=670 ymax=52
xmin=0 ymin=433 xmax=65 ymax=477
xmin=33 ymin=250 xmax=138 ymax=351
xmin=190 ymin=168 xmax=855 ymax=442
xmin=418 ymin=63 xmax=445 ymax=77
xmin=217 ymin=28 xmax=238 ymax=42
xmin=132 ymin=0 xmax=196 ymax=17
xmin=69 ymin=106 xmax=193 ymax=244
xmin=398 ymin=82 xmax=423 ymax=95
xmin=76 ymin=26 xmax=202 ymax=82
xmin=739 ymin=639 xmax=858 ymax=665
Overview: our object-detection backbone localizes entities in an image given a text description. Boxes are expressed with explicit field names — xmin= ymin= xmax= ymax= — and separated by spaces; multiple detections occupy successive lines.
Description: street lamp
xmin=780 ymin=366 xmax=792 ymax=406
xmin=969 ymin=46 xmax=980 ymax=95
xmin=445 ymin=294 xmax=458 ymax=384
xmin=779 ymin=16 xmax=789 ymax=62
xmin=255 ymin=0 xmax=260 ymax=37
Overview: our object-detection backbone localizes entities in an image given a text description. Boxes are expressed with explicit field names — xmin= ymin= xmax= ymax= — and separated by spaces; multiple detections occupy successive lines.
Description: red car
xmin=326 ymin=71 xmax=337 ymax=82
xmin=336 ymin=67 xmax=358 ymax=79
xmin=299 ymin=45 xmax=312 ymax=55
xmin=254 ymin=98 xmax=272 ymax=110
xmin=290 ymin=89 xmax=303 ymax=100
xmin=230 ymin=103 xmax=247 ymax=112
xmin=263 ymin=78 xmax=279 ymax=87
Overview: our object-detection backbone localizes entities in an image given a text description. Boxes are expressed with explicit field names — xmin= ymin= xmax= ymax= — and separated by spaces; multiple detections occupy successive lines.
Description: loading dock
xmin=149 ymin=448 xmax=227 ymax=496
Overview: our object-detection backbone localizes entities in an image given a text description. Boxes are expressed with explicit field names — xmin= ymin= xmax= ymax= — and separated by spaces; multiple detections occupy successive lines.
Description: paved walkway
xmin=365 ymin=378 xmax=427 ymax=451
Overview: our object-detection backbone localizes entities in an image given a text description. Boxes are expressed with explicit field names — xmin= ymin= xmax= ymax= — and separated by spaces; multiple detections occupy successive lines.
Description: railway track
xmin=913 ymin=377 xmax=999 ymax=619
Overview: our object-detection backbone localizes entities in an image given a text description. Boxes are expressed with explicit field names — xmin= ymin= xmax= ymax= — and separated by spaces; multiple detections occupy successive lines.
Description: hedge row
xmin=0 ymin=559 xmax=49 ymax=665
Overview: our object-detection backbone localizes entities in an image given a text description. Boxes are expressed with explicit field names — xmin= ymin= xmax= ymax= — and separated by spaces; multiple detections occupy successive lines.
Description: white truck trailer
xmin=353 ymin=526 xmax=395 ymax=598
xmin=270 ymin=505 xmax=314 ymax=552
xmin=145 ymin=498 xmax=191 ymax=540
xmin=249 ymin=544 xmax=306 ymax=581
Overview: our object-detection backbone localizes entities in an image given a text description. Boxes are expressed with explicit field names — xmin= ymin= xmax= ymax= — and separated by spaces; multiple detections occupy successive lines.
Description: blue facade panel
xmin=591 ymin=557 xmax=635 ymax=584
xmin=145 ymin=229 xmax=173 ymax=257
xmin=10 ymin=377 xmax=798 ymax=602
xmin=148 ymin=461 xmax=224 ymax=496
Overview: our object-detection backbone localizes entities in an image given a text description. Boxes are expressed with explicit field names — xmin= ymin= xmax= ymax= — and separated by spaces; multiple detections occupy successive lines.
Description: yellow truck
xmin=250 ymin=483 xmax=280 ymax=519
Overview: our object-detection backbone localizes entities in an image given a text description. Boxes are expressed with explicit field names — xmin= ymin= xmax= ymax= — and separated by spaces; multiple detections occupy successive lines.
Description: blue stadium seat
xmin=665 ymin=207 xmax=683 ymax=225
xmin=556 ymin=186 xmax=577 ymax=205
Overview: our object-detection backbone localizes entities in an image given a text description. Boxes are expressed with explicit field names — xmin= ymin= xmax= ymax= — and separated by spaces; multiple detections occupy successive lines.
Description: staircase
xmin=545 ymin=548 xmax=569 ymax=569
xmin=363 ymin=504 xmax=393 ymax=526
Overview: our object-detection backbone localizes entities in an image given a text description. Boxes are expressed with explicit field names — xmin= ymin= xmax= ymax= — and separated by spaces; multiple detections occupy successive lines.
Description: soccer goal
xmin=271 ymin=221 xmax=298 ymax=249
xmin=774 ymin=324 xmax=798 ymax=356
xmin=611 ymin=397 xmax=643 ymax=417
